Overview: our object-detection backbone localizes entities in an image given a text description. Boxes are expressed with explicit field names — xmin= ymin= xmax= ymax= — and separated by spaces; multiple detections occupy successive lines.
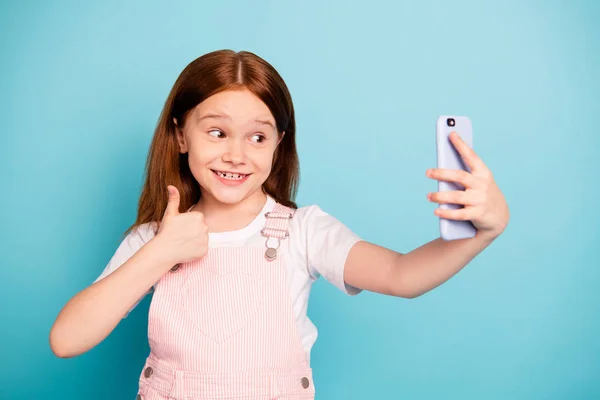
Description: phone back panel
xmin=435 ymin=115 xmax=477 ymax=240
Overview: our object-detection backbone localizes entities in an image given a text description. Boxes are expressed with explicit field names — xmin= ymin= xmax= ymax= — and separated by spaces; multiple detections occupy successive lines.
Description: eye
xmin=208 ymin=129 xmax=225 ymax=138
xmin=250 ymin=134 xmax=265 ymax=143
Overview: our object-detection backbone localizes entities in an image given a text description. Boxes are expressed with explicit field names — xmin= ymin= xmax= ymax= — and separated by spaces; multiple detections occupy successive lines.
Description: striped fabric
xmin=136 ymin=204 xmax=315 ymax=400
xmin=261 ymin=204 xmax=294 ymax=239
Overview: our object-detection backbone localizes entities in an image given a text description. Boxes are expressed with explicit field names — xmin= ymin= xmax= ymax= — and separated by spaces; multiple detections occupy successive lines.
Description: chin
xmin=210 ymin=190 xmax=253 ymax=205
xmin=203 ymin=182 xmax=266 ymax=206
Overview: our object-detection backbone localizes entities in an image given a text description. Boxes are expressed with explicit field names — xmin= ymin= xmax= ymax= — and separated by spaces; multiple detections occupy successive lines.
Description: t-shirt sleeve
xmin=300 ymin=205 xmax=363 ymax=295
xmin=94 ymin=223 xmax=156 ymax=317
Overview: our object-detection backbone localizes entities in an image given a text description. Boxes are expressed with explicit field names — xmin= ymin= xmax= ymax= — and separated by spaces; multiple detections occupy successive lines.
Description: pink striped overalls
xmin=135 ymin=204 xmax=315 ymax=400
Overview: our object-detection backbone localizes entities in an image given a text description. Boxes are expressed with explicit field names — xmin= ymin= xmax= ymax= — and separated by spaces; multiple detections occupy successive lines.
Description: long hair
xmin=125 ymin=50 xmax=299 ymax=235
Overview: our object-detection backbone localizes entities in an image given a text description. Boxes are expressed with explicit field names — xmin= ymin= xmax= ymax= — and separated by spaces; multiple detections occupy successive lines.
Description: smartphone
xmin=435 ymin=115 xmax=477 ymax=241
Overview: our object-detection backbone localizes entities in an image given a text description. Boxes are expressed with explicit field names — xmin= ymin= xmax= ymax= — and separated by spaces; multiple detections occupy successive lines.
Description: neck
xmin=193 ymin=190 xmax=268 ymax=233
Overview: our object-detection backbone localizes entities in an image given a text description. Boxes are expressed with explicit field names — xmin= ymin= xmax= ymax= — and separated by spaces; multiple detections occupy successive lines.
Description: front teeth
xmin=216 ymin=171 xmax=246 ymax=180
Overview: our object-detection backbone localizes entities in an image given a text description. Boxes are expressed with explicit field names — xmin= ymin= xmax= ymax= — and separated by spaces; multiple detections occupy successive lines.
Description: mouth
xmin=211 ymin=169 xmax=251 ymax=181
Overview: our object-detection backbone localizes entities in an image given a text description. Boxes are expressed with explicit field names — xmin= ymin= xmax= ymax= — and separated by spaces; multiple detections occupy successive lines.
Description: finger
xmin=427 ymin=168 xmax=477 ymax=189
xmin=448 ymin=132 xmax=484 ymax=172
xmin=434 ymin=206 xmax=476 ymax=221
xmin=428 ymin=190 xmax=478 ymax=206
xmin=164 ymin=185 xmax=180 ymax=217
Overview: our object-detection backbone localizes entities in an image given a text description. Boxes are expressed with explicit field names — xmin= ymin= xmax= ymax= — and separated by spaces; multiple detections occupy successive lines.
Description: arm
xmin=344 ymin=132 xmax=509 ymax=298
xmin=49 ymin=185 xmax=208 ymax=358
xmin=49 ymin=236 xmax=175 ymax=358
xmin=344 ymin=233 xmax=494 ymax=298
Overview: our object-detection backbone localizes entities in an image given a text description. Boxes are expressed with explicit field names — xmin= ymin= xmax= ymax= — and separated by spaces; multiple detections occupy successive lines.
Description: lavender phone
xmin=435 ymin=115 xmax=477 ymax=240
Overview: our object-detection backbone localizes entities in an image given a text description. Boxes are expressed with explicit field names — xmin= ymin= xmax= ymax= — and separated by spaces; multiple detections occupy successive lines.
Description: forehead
xmin=194 ymin=89 xmax=275 ymax=127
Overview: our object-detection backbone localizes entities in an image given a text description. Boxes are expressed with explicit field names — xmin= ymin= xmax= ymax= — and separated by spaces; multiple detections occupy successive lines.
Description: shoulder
xmin=263 ymin=199 xmax=336 ymax=236
xmin=288 ymin=203 xmax=350 ymax=236
xmin=285 ymin=203 xmax=362 ymax=295
xmin=292 ymin=203 xmax=328 ymax=219
xmin=286 ymin=202 xmax=362 ymax=262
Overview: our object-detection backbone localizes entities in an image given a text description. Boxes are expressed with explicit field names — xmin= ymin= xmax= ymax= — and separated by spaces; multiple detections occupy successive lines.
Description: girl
xmin=49 ymin=49 xmax=509 ymax=400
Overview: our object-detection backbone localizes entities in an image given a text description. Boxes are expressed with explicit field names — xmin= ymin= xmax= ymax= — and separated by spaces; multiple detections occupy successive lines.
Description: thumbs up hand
xmin=156 ymin=185 xmax=209 ymax=266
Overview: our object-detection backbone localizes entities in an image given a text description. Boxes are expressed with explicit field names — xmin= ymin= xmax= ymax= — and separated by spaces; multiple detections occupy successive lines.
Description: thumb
xmin=164 ymin=185 xmax=180 ymax=217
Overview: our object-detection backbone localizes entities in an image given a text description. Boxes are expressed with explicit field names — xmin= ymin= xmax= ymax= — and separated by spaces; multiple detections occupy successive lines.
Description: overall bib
xmin=135 ymin=204 xmax=315 ymax=400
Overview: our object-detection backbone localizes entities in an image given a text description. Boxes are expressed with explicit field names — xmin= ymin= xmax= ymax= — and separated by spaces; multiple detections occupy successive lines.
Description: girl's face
xmin=175 ymin=89 xmax=281 ymax=207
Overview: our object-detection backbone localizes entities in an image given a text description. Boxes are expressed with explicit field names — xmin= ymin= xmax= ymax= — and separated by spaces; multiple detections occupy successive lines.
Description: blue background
xmin=1 ymin=0 xmax=599 ymax=399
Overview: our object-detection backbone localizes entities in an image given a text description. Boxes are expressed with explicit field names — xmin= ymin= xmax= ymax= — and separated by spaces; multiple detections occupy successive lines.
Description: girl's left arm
xmin=344 ymin=132 xmax=510 ymax=298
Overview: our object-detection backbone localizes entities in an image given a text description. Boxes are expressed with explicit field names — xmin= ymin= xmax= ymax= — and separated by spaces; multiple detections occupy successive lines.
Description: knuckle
xmin=479 ymin=193 xmax=488 ymax=205
xmin=473 ymin=176 xmax=486 ymax=188
xmin=469 ymin=192 xmax=482 ymax=205
xmin=194 ymin=212 xmax=204 ymax=221
xmin=459 ymin=192 xmax=469 ymax=204
xmin=480 ymin=169 xmax=493 ymax=181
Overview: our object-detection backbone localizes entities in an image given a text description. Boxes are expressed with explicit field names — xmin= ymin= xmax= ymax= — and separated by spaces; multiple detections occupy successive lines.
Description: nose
xmin=222 ymin=139 xmax=245 ymax=165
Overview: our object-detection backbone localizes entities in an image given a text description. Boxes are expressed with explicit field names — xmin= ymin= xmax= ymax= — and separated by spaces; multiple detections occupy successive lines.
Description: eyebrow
xmin=197 ymin=113 xmax=275 ymax=129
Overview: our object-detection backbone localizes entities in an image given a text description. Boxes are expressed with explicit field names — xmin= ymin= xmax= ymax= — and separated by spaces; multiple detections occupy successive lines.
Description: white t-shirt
xmin=94 ymin=195 xmax=363 ymax=357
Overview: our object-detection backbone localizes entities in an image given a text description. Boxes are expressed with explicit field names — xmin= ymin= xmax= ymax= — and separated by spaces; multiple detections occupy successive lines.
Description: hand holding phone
xmin=434 ymin=116 xmax=477 ymax=240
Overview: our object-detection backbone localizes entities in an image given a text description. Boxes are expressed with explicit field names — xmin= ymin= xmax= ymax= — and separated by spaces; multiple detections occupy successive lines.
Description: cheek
xmin=188 ymin=142 xmax=218 ymax=165
xmin=250 ymin=148 xmax=276 ymax=173
xmin=186 ymin=143 xmax=220 ymax=182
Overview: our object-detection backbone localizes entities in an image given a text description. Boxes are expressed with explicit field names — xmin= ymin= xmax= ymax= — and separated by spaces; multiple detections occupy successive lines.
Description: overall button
xmin=301 ymin=377 xmax=310 ymax=389
xmin=144 ymin=366 xmax=153 ymax=378
xmin=265 ymin=247 xmax=277 ymax=261
xmin=170 ymin=264 xmax=180 ymax=272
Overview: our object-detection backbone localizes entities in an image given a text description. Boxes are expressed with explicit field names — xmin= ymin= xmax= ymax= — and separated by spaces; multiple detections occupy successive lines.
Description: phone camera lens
xmin=447 ymin=118 xmax=455 ymax=127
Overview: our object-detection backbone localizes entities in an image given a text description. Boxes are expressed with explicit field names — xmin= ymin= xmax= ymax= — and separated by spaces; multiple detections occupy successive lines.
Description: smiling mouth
xmin=211 ymin=170 xmax=250 ymax=180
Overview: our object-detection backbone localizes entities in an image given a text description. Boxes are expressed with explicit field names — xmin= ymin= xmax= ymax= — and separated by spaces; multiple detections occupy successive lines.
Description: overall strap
xmin=261 ymin=203 xmax=296 ymax=261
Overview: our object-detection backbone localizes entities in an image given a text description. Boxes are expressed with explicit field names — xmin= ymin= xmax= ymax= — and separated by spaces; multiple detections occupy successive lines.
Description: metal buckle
xmin=260 ymin=227 xmax=289 ymax=238
xmin=265 ymin=211 xmax=293 ymax=219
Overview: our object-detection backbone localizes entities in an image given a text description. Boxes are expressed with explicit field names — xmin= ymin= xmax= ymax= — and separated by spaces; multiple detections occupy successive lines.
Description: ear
xmin=277 ymin=131 xmax=286 ymax=146
xmin=174 ymin=118 xmax=188 ymax=154
xmin=273 ymin=131 xmax=286 ymax=162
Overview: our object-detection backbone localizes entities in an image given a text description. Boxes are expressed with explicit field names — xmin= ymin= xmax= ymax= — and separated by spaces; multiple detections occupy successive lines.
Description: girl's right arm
xmin=49 ymin=186 xmax=209 ymax=358
xmin=49 ymin=236 xmax=175 ymax=358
